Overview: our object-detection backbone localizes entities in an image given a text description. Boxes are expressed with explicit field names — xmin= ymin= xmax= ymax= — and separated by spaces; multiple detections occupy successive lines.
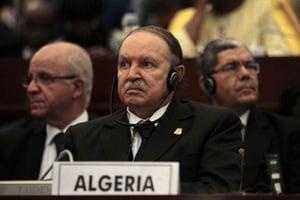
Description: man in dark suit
xmin=196 ymin=38 xmax=300 ymax=193
xmin=0 ymin=42 xmax=95 ymax=180
xmin=64 ymin=26 xmax=242 ymax=194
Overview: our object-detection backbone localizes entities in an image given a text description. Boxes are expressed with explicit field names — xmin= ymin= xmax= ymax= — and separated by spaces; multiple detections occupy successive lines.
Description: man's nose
xmin=26 ymin=77 xmax=40 ymax=92
xmin=238 ymin=64 xmax=251 ymax=75
xmin=127 ymin=65 xmax=141 ymax=79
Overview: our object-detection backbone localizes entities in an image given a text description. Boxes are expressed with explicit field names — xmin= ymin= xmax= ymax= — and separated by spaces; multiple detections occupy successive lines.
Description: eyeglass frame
xmin=209 ymin=61 xmax=260 ymax=76
xmin=22 ymin=72 xmax=78 ymax=88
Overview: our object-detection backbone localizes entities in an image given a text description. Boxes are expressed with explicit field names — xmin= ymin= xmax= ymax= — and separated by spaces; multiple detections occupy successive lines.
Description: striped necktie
xmin=129 ymin=120 xmax=155 ymax=161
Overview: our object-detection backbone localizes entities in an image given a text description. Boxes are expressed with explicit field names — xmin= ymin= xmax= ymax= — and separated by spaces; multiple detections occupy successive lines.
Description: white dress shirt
xmin=240 ymin=110 xmax=250 ymax=141
xmin=38 ymin=110 xmax=88 ymax=179
xmin=127 ymin=104 xmax=169 ymax=159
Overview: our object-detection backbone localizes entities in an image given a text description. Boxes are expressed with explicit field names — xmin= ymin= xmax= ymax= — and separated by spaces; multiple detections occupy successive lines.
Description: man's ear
xmin=198 ymin=76 xmax=210 ymax=96
xmin=175 ymin=64 xmax=185 ymax=82
xmin=72 ymin=78 xmax=85 ymax=99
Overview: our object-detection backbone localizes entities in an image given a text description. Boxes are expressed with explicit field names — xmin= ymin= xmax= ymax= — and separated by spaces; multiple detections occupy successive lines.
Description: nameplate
xmin=0 ymin=181 xmax=52 ymax=195
xmin=52 ymin=162 xmax=179 ymax=195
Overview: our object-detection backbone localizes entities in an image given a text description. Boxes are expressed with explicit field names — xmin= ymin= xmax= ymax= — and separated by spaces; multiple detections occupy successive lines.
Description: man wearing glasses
xmin=0 ymin=42 xmax=96 ymax=180
xmin=196 ymin=38 xmax=300 ymax=193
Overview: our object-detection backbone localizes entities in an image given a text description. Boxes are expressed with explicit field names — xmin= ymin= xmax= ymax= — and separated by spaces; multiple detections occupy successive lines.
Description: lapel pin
xmin=173 ymin=128 xmax=182 ymax=135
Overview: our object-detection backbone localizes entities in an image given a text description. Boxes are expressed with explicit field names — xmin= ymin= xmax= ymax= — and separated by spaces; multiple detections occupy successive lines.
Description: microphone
xmin=238 ymin=148 xmax=245 ymax=192
xmin=240 ymin=153 xmax=285 ymax=193
xmin=265 ymin=154 xmax=284 ymax=194
xmin=39 ymin=149 xmax=74 ymax=180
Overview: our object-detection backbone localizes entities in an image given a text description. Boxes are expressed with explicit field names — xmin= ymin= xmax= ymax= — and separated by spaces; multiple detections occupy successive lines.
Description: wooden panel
xmin=0 ymin=56 xmax=299 ymax=126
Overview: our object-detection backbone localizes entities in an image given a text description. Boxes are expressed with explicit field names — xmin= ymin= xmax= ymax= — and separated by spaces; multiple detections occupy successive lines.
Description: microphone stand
xmin=39 ymin=149 xmax=74 ymax=180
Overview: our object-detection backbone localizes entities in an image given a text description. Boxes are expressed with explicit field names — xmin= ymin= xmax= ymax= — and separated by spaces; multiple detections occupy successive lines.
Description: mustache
xmin=122 ymin=80 xmax=148 ymax=93
xmin=236 ymin=80 xmax=256 ymax=91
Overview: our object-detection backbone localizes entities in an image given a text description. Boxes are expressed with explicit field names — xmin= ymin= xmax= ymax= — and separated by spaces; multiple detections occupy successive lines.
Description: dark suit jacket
xmin=65 ymin=100 xmax=242 ymax=194
xmin=242 ymin=109 xmax=300 ymax=193
xmin=0 ymin=114 xmax=97 ymax=180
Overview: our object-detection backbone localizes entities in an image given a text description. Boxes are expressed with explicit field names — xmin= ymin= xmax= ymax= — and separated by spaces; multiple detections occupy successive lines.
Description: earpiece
xmin=198 ymin=52 xmax=215 ymax=95
xmin=204 ymin=75 xmax=216 ymax=95
xmin=167 ymin=68 xmax=180 ymax=91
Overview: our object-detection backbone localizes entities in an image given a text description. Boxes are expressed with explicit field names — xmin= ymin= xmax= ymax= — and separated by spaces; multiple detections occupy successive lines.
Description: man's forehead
xmin=29 ymin=55 xmax=68 ymax=73
xmin=122 ymin=31 xmax=168 ymax=47
xmin=217 ymin=47 xmax=253 ymax=62
xmin=119 ymin=31 xmax=171 ymax=60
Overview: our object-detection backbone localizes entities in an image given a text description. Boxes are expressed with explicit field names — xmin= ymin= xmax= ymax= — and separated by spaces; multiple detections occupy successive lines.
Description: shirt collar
xmin=239 ymin=110 xmax=250 ymax=127
xmin=45 ymin=110 xmax=88 ymax=145
xmin=127 ymin=103 xmax=169 ymax=125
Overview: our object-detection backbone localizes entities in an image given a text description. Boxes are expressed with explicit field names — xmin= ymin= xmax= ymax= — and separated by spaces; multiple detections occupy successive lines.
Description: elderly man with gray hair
xmin=196 ymin=38 xmax=300 ymax=193
xmin=0 ymin=42 xmax=97 ymax=180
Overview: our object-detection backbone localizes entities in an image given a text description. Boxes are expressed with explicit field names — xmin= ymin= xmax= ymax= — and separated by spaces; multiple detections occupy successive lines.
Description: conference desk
xmin=1 ymin=194 xmax=300 ymax=200
xmin=1 ymin=56 xmax=300 ymax=126
xmin=0 ymin=180 xmax=299 ymax=199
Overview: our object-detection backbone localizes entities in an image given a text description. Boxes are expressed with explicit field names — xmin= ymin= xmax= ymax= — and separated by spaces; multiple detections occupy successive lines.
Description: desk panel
xmin=1 ymin=194 xmax=300 ymax=200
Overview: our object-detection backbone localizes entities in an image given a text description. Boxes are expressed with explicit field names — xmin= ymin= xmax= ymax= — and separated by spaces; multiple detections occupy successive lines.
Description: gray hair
xmin=196 ymin=38 xmax=251 ymax=77
xmin=119 ymin=25 xmax=183 ymax=66
xmin=67 ymin=45 xmax=93 ymax=108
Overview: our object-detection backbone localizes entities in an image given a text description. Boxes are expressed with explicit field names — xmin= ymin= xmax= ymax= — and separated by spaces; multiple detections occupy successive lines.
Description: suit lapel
xmin=100 ymin=101 xmax=193 ymax=161
xmin=100 ymin=112 xmax=132 ymax=161
xmin=243 ymin=109 xmax=274 ymax=188
xmin=244 ymin=109 xmax=274 ymax=163
xmin=28 ymin=121 xmax=46 ymax=178
xmin=15 ymin=119 xmax=46 ymax=179
xmin=137 ymin=100 xmax=193 ymax=161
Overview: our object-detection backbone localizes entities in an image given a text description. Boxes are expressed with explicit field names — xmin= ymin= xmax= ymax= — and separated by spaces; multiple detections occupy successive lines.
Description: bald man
xmin=0 ymin=42 xmax=96 ymax=180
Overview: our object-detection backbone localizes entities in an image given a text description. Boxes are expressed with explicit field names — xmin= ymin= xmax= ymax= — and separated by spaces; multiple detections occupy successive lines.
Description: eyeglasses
xmin=211 ymin=61 xmax=260 ymax=76
xmin=23 ymin=72 xmax=78 ymax=88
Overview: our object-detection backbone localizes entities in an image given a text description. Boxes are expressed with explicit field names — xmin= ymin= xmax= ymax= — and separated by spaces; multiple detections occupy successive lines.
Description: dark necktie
xmin=134 ymin=121 xmax=155 ymax=160
xmin=52 ymin=132 xmax=65 ymax=157
xmin=241 ymin=123 xmax=246 ymax=141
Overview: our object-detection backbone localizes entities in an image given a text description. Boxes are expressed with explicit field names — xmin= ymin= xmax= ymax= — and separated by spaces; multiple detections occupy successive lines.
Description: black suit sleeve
xmin=181 ymin=108 xmax=243 ymax=193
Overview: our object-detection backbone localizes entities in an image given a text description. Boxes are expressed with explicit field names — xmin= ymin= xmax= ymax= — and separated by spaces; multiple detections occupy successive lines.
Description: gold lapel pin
xmin=173 ymin=128 xmax=183 ymax=135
